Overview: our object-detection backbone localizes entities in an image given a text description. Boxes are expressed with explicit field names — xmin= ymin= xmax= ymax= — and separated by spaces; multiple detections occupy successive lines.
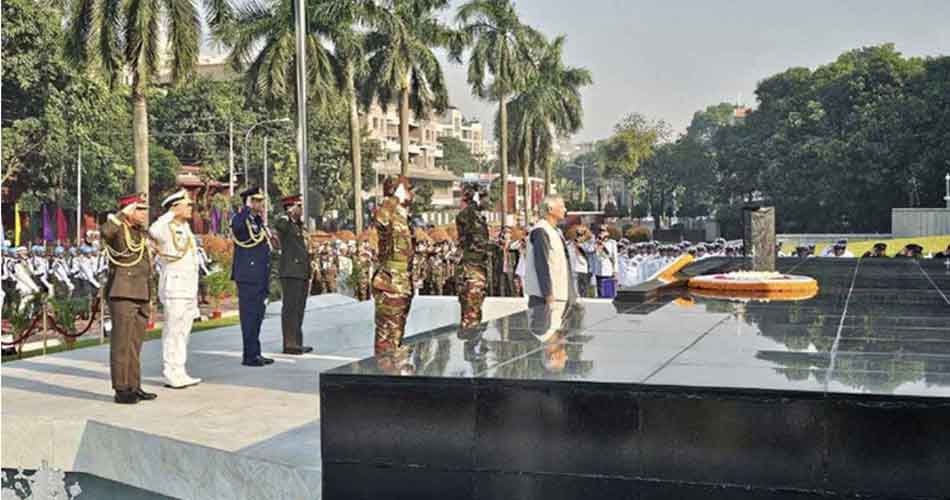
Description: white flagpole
xmin=76 ymin=144 xmax=82 ymax=245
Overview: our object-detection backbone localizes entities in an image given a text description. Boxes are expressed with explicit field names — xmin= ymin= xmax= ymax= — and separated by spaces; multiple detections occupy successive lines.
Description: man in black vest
xmin=273 ymin=194 xmax=314 ymax=354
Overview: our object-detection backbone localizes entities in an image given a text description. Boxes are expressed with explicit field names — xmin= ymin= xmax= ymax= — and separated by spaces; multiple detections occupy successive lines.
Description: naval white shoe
xmin=181 ymin=375 xmax=202 ymax=387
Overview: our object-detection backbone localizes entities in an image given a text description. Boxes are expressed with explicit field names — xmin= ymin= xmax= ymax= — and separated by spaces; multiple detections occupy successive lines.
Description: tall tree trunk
xmin=347 ymin=65 xmax=363 ymax=234
xmin=522 ymin=128 xmax=532 ymax=227
xmin=132 ymin=84 xmax=150 ymax=201
xmin=499 ymin=95 xmax=509 ymax=221
xmin=399 ymin=82 xmax=410 ymax=177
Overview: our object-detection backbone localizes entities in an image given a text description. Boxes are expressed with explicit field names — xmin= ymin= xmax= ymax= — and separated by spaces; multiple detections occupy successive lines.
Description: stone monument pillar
xmin=743 ymin=205 xmax=776 ymax=272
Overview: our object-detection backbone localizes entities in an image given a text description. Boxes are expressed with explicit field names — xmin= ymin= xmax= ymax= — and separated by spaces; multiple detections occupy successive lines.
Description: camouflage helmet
xmin=383 ymin=175 xmax=412 ymax=197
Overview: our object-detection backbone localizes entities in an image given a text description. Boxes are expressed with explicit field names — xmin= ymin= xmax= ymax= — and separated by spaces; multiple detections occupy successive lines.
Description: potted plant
xmin=2 ymin=291 xmax=34 ymax=357
xmin=49 ymin=296 xmax=89 ymax=348
xmin=205 ymin=270 xmax=235 ymax=319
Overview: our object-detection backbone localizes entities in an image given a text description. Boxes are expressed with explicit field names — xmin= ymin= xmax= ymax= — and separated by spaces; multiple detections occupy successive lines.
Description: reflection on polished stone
xmin=327 ymin=257 xmax=950 ymax=397
xmin=322 ymin=258 xmax=950 ymax=498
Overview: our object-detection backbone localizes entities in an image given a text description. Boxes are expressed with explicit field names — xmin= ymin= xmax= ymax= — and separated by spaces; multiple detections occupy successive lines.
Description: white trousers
xmin=161 ymin=298 xmax=199 ymax=383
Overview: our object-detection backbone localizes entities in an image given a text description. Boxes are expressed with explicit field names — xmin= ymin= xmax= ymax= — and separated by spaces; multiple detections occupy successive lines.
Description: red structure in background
xmin=176 ymin=165 xmax=230 ymax=234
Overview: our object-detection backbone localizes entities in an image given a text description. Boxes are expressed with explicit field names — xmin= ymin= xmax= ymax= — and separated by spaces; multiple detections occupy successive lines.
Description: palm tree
xmin=312 ymin=0 xmax=384 ymax=234
xmin=215 ymin=0 xmax=334 ymax=107
xmin=361 ymin=0 xmax=452 ymax=177
xmin=454 ymin=0 xmax=541 ymax=219
xmin=66 ymin=0 xmax=228 ymax=197
xmin=506 ymin=36 xmax=591 ymax=223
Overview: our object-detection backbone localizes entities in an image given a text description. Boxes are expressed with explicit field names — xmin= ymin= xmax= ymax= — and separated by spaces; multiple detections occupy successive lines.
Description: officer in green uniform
xmin=273 ymin=194 xmax=313 ymax=354
xmin=456 ymin=183 xmax=491 ymax=329
xmin=372 ymin=176 xmax=415 ymax=355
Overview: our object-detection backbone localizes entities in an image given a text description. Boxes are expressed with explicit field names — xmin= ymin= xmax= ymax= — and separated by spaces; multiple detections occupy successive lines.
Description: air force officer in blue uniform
xmin=231 ymin=187 xmax=275 ymax=366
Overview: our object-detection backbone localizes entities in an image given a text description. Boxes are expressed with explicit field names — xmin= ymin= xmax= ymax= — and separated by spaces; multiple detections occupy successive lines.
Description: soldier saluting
xmin=372 ymin=176 xmax=415 ymax=355
xmin=273 ymin=194 xmax=314 ymax=355
xmin=231 ymin=186 xmax=275 ymax=367
xmin=149 ymin=189 xmax=202 ymax=389
xmin=456 ymin=183 xmax=492 ymax=329
xmin=101 ymin=192 xmax=156 ymax=404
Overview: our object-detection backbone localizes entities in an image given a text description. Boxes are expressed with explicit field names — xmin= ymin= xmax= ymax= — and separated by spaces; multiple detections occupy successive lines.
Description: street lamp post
xmin=567 ymin=163 xmax=587 ymax=203
xmin=243 ymin=118 xmax=291 ymax=191
xmin=294 ymin=0 xmax=309 ymax=228
xmin=944 ymin=173 xmax=949 ymax=209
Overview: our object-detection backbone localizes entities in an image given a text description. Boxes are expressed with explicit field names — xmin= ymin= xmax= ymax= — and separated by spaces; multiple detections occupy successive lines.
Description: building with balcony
xmin=364 ymin=101 xmax=458 ymax=207
xmin=437 ymin=107 xmax=494 ymax=160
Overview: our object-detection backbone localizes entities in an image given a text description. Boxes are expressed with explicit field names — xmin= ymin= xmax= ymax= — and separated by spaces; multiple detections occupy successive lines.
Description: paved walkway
xmin=1 ymin=294 xmax=528 ymax=500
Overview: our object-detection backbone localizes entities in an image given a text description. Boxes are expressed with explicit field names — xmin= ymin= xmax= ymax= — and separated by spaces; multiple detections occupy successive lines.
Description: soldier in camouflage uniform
xmin=429 ymin=244 xmax=447 ymax=295
xmin=372 ymin=176 xmax=415 ymax=354
xmin=445 ymin=242 xmax=461 ymax=296
xmin=354 ymin=242 xmax=373 ymax=301
xmin=412 ymin=241 xmax=428 ymax=294
xmin=310 ymin=244 xmax=324 ymax=295
xmin=456 ymin=183 xmax=492 ymax=329
xmin=321 ymin=247 xmax=338 ymax=294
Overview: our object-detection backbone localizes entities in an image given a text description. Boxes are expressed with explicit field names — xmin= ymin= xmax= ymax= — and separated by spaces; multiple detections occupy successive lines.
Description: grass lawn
xmin=781 ymin=234 xmax=950 ymax=257
xmin=2 ymin=315 xmax=241 ymax=363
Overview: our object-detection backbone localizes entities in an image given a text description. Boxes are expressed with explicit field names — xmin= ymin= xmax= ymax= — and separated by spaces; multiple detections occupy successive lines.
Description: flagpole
xmin=76 ymin=144 xmax=82 ymax=245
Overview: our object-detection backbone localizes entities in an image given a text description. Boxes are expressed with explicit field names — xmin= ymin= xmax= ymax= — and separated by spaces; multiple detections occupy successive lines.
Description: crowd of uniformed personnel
xmin=6 ymin=175 xmax=949 ymax=398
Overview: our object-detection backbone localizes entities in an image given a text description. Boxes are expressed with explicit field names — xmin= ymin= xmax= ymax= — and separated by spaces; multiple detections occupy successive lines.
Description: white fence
xmin=892 ymin=208 xmax=950 ymax=238
xmin=418 ymin=209 xmax=503 ymax=226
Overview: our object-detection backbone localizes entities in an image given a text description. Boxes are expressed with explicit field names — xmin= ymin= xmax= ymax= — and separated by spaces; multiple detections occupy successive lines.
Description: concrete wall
xmin=892 ymin=208 xmax=950 ymax=238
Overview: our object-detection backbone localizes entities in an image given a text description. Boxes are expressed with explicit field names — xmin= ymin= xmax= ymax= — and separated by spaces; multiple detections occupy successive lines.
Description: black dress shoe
xmin=242 ymin=356 xmax=273 ymax=367
xmin=134 ymin=389 xmax=158 ymax=401
xmin=282 ymin=346 xmax=314 ymax=355
xmin=114 ymin=391 xmax=139 ymax=405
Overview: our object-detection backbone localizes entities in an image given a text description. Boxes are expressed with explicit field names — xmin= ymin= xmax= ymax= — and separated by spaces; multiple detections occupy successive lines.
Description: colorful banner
xmin=42 ymin=204 xmax=53 ymax=242
xmin=14 ymin=203 xmax=21 ymax=246
xmin=211 ymin=207 xmax=220 ymax=234
xmin=56 ymin=207 xmax=68 ymax=242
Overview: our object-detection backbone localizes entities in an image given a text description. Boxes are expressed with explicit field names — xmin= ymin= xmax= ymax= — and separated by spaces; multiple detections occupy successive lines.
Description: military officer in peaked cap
xmin=149 ymin=189 xmax=202 ymax=388
xmin=101 ymin=192 xmax=156 ymax=404
xmin=231 ymin=186 xmax=275 ymax=367
xmin=273 ymin=194 xmax=314 ymax=355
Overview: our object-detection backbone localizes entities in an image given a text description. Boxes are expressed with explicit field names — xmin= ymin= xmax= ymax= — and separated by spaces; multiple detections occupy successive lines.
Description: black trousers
xmin=575 ymin=272 xmax=592 ymax=298
xmin=280 ymin=278 xmax=308 ymax=349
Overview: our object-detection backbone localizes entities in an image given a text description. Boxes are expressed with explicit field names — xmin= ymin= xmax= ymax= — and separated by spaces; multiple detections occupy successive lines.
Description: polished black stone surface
xmin=322 ymin=258 xmax=950 ymax=499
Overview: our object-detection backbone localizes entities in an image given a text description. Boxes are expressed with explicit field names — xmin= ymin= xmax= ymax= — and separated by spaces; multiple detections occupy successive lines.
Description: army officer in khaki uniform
xmin=101 ymin=193 xmax=157 ymax=405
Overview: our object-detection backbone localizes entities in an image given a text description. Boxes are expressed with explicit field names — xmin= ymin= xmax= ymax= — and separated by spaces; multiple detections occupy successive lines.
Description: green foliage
xmin=49 ymin=296 xmax=90 ymax=336
xmin=501 ymin=35 xmax=592 ymax=202
xmin=599 ymin=113 xmax=671 ymax=180
xmin=411 ymin=182 xmax=435 ymax=215
xmin=2 ymin=291 xmax=36 ymax=335
xmin=711 ymin=44 xmax=950 ymax=233
xmin=437 ymin=136 xmax=480 ymax=175
xmin=565 ymin=200 xmax=595 ymax=211
xmin=2 ymin=0 xmax=134 ymax=209
xmin=205 ymin=270 xmax=236 ymax=308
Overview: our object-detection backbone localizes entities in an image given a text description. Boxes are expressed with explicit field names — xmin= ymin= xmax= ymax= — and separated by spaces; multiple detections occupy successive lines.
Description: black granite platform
xmin=320 ymin=257 xmax=950 ymax=499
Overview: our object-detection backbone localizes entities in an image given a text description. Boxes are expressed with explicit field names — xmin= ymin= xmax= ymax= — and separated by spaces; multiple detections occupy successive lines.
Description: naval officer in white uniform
xmin=149 ymin=190 xmax=202 ymax=389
